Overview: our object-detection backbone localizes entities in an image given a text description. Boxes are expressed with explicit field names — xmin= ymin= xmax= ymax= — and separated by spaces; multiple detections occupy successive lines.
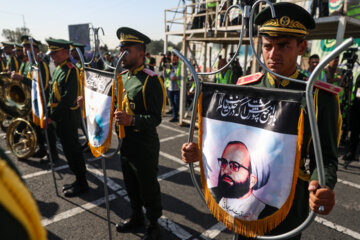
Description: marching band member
xmin=114 ymin=27 xmax=166 ymax=240
xmin=182 ymin=3 xmax=338 ymax=239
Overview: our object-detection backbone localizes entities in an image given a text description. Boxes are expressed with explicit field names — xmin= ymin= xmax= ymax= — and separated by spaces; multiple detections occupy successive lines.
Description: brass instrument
xmin=0 ymin=72 xmax=37 ymax=158
xmin=6 ymin=118 xmax=37 ymax=158
xmin=0 ymin=72 xmax=32 ymax=118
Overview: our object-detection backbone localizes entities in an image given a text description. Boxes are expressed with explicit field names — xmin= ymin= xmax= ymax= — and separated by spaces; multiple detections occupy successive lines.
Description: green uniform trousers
xmin=120 ymin=128 xmax=162 ymax=222
xmin=53 ymin=110 xmax=86 ymax=179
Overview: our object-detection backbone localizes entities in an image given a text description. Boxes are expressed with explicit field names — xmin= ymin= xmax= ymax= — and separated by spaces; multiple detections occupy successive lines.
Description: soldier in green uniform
xmin=182 ymin=3 xmax=338 ymax=239
xmin=70 ymin=42 xmax=85 ymax=69
xmin=114 ymin=27 xmax=166 ymax=240
xmin=1 ymin=41 xmax=19 ymax=72
xmin=14 ymin=43 xmax=24 ymax=70
xmin=11 ymin=35 xmax=59 ymax=162
xmin=45 ymin=39 xmax=88 ymax=197
xmin=0 ymin=48 xmax=5 ymax=72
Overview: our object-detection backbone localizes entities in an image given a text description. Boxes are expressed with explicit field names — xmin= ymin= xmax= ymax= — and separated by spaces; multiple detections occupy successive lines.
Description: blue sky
xmin=0 ymin=0 xmax=182 ymax=48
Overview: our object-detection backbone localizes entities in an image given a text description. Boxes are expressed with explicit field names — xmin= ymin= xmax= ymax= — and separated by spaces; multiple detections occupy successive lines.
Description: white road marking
xmin=338 ymin=178 xmax=360 ymax=190
xmin=41 ymin=194 xmax=117 ymax=226
xmin=159 ymin=124 xmax=190 ymax=134
xmin=41 ymin=163 xmax=194 ymax=239
xmin=200 ymin=223 xmax=226 ymax=240
xmin=315 ymin=216 xmax=360 ymax=240
xmin=23 ymin=165 xmax=69 ymax=180
xmin=160 ymin=151 xmax=185 ymax=165
xmin=159 ymin=215 xmax=193 ymax=240
xmin=159 ymin=124 xmax=198 ymax=139
xmin=160 ymin=133 xmax=188 ymax=142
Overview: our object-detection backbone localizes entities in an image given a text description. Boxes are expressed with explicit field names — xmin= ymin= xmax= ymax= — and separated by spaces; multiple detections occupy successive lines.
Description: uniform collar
xmin=57 ymin=60 xmax=68 ymax=69
xmin=267 ymin=69 xmax=300 ymax=87
xmin=129 ymin=64 xmax=144 ymax=76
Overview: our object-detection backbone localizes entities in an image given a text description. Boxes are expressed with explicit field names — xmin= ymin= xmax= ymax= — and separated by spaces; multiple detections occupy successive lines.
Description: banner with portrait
xmin=84 ymin=68 xmax=117 ymax=157
xmin=31 ymin=69 xmax=45 ymax=128
xmin=198 ymin=83 xmax=304 ymax=237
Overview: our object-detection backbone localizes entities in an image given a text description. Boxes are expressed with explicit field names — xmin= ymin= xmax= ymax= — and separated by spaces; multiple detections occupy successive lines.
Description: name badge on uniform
xmin=356 ymin=88 xmax=360 ymax=99
xmin=130 ymin=102 xmax=136 ymax=110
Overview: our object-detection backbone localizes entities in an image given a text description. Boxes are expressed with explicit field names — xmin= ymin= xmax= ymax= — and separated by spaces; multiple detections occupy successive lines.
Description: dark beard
xmin=216 ymin=174 xmax=250 ymax=199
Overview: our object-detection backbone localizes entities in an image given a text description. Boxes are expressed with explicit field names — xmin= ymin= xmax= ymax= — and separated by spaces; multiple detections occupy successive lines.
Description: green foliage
xmin=146 ymin=39 xmax=182 ymax=55
xmin=1 ymin=27 xmax=30 ymax=43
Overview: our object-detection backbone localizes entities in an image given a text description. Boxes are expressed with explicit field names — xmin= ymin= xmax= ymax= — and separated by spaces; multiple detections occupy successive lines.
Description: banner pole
xmin=28 ymin=38 xmax=59 ymax=196
xmin=101 ymin=157 xmax=112 ymax=240
xmin=172 ymin=49 xmax=205 ymax=204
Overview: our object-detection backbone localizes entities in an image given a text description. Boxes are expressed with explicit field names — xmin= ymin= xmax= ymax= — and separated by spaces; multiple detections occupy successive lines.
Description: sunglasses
xmin=218 ymin=157 xmax=249 ymax=172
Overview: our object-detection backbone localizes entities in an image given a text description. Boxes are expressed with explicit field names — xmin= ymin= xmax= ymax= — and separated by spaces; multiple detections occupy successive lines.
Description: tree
xmin=147 ymin=39 xmax=164 ymax=55
xmin=146 ymin=39 xmax=182 ymax=55
xmin=2 ymin=27 xmax=30 ymax=43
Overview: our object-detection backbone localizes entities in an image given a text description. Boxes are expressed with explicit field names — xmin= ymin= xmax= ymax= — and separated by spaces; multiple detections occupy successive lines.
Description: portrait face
xmin=217 ymin=142 xmax=256 ymax=199
xmin=120 ymin=44 xmax=144 ymax=70
xmin=308 ymin=57 xmax=319 ymax=71
xmin=262 ymin=37 xmax=306 ymax=77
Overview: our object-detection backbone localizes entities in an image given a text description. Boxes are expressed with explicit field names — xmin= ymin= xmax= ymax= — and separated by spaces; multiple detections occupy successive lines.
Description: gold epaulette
xmin=236 ymin=72 xmax=263 ymax=85
xmin=314 ymin=80 xmax=343 ymax=95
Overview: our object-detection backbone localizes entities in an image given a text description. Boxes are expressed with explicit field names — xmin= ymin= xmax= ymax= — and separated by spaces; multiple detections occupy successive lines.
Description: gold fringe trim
xmin=157 ymin=76 xmax=167 ymax=116
xmin=0 ymin=159 xmax=47 ymax=240
xmin=117 ymin=74 xmax=125 ymax=139
xmin=32 ymin=71 xmax=45 ymax=129
xmin=198 ymin=94 xmax=304 ymax=237
xmin=336 ymin=95 xmax=342 ymax=147
xmin=142 ymin=75 xmax=150 ymax=112
xmin=89 ymin=79 xmax=116 ymax=158
xmin=79 ymin=68 xmax=86 ymax=119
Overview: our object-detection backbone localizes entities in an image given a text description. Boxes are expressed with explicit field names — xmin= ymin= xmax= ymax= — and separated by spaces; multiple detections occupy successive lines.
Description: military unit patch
xmin=143 ymin=68 xmax=157 ymax=77
xmin=236 ymin=72 xmax=263 ymax=85
xmin=314 ymin=80 xmax=343 ymax=95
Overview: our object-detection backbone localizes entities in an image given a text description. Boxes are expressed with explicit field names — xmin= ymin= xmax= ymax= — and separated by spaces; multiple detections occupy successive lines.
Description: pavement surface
xmin=1 ymin=113 xmax=359 ymax=240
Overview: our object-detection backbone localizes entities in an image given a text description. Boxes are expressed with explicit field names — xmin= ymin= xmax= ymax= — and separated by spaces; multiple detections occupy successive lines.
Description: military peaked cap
xmin=14 ymin=43 xmax=23 ymax=50
xmin=1 ymin=42 xmax=14 ymax=48
xmin=70 ymin=42 xmax=86 ymax=53
xmin=255 ymin=2 xmax=315 ymax=38
xmin=116 ymin=27 xmax=151 ymax=47
xmin=21 ymin=35 xmax=41 ymax=47
xmin=46 ymin=39 xmax=72 ymax=53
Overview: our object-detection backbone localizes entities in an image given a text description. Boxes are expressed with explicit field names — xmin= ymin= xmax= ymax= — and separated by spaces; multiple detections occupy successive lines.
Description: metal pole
xmin=75 ymin=47 xmax=89 ymax=142
xmin=172 ymin=49 xmax=205 ymax=204
xmin=102 ymin=157 xmax=112 ymax=240
xmin=28 ymin=39 xmax=59 ymax=196
xmin=97 ymin=51 xmax=127 ymax=240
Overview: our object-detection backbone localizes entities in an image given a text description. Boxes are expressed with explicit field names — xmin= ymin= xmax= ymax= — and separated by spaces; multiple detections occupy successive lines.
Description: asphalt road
xmin=1 ymin=114 xmax=359 ymax=240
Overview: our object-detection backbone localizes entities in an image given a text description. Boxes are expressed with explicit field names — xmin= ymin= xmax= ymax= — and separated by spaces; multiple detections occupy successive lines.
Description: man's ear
xmin=249 ymin=174 xmax=257 ymax=189
xmin=298 ymin=40 xmax=307 ymax=56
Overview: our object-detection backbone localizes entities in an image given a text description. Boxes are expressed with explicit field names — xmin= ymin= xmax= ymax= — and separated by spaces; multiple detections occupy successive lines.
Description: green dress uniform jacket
xmin=118 ymin=65 xmax=165 ymax=222
xmin=238 ymin=70 xmax=339 ymax=239
xmin=48 ymin=59 xmax=86 ymax=179
xmin=20 ymin=60 xmax=51 ymax=101
xmin=7 ymin=56 xmax=20 ymax=72
xmin=0 ymin=57 xmax=5 ymax=72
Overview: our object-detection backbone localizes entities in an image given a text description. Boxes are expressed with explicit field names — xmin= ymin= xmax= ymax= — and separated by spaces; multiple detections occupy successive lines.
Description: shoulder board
xmin=66 ymin=62 xmax=74 ymax=69
xmin=236 ymin=72 xmax=263 ymax=85
xmin=143 ymin=68 xmax=157 ymax=77
xmin=120 ymin=69 xmax=129 ymax=75
xmin=314 ymin=80 xmax=343 ymax=95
